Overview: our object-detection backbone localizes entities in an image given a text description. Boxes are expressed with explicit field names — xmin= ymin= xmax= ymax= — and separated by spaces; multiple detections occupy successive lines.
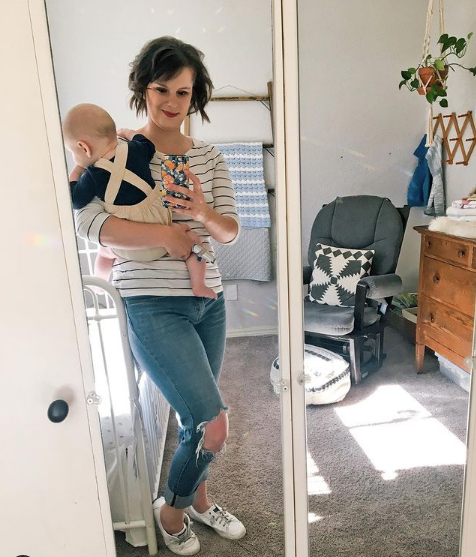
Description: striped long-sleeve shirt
xmin=75 ymin=139 xmax=240 ymax=297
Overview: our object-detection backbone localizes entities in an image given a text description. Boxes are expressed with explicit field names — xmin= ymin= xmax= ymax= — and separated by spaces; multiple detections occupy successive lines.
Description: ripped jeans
xmin=124 ymin=292 xmax=227 ymax=509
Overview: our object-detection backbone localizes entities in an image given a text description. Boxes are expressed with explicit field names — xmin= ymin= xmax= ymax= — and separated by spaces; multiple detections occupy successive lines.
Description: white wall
xmin=298 ymin=0 xmax=476 ymax=291
xmin=439 ymin=2 xmax=476 ymax=202
xmin=45 ymin=0 xmax=277 ymax=333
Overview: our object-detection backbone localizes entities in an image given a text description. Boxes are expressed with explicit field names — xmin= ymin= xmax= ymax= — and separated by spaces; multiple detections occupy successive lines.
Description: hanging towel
xmin=215 ymin=142 xmax=271 ymax=228
xmin=407 ymin=135 xmax=432 ymax=207
xmin=424 ymin=135 xmax=445 ymax=217
xmin=212 ymin=228 xmax=272 ymax=282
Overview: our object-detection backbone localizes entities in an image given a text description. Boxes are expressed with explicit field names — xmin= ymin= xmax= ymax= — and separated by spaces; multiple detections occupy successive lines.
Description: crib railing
xmin=138 ymin=371 xmax=170 ymax=503
xmin=82 ymin=276 xmax=169 ymax=556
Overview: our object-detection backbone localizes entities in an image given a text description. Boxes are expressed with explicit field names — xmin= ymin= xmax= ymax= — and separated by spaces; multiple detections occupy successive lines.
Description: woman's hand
xmin=163 ymin=222 xmax=195 ymax=259
xmin=117 ymin=128 xmax=137 ymax=141
xmin=69 ymin=164 xmax=86 ymax=182
xmin=164 ymin=170 xmax=214 ymax=223
xmin=164 ymin=169 xmax=239 ymax=244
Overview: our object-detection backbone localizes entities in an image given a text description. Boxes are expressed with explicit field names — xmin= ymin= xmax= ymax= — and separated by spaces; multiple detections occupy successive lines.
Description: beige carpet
xmin=115 ymin=327 xmax=469 ymax=557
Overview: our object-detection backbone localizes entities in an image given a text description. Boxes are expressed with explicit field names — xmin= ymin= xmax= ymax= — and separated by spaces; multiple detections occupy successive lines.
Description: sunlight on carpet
xmin=333 ymin=385 xmax=466 ymax=480
xmin=307 ymin=451 xmax=332 ymax=496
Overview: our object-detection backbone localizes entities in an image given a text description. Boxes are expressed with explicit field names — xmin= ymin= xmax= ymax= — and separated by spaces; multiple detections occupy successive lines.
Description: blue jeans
xmin=124 ymin=293 xmax=227 ymax=509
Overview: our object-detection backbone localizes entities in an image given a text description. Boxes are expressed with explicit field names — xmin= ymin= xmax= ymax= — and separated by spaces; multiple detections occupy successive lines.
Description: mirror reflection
xmin=298 ymin=1 xmax=474 ymax=555
xmin=46 ymin=1 xmax=284 ymax=555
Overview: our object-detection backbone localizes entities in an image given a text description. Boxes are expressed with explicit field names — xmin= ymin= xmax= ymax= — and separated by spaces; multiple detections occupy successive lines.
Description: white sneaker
xmin=153 ymin=497 xmax=201 ymax=555
xmin=187 ymin=504 xmax=246 ymax=540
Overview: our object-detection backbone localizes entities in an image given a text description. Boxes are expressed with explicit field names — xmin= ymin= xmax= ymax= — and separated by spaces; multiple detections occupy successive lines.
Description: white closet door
xmin=0 ymin=2 xmax=114 ymax=556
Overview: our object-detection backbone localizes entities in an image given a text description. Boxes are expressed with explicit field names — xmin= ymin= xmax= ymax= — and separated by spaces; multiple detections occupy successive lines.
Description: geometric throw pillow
xmin=307 ymin=243 xmax=374 ymax=307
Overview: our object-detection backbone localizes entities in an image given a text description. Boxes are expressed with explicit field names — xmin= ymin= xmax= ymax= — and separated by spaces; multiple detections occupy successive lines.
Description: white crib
xmin=83 ymin=276 xmax=170 ymax=555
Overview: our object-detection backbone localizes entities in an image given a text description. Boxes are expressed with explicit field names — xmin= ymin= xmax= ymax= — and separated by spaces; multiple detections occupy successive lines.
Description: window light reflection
xmin=88 ymin=316 xmax=131 ymax=416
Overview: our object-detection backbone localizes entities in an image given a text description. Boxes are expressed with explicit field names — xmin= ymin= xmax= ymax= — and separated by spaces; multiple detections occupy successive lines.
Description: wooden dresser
xmin=415 ymin=226 xmax=476 ymax=373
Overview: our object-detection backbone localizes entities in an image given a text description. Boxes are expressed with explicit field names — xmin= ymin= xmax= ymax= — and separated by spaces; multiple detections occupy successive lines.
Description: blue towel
xmin=215 ymin=142 xmax=271 ymax=228
xmin=407 ymin=135 xmax=432 ymax=207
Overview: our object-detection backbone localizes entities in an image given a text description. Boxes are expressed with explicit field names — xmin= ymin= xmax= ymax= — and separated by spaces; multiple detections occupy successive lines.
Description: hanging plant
xmin=399 ymin=33 xmax=476 ymax=107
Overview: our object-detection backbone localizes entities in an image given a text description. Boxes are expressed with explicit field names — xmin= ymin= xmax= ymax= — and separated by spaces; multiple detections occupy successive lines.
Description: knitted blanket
xmin=215 ymin=142 xmax=271 ymax=228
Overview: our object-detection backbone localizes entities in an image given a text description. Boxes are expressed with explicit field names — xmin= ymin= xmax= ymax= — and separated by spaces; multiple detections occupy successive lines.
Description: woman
xmin=75 ymin=36 xmax=244 ymax=555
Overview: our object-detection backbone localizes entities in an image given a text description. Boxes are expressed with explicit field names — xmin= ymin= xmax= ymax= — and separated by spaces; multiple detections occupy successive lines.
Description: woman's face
xmin=145 ymin=67 xmax=194 ymax=131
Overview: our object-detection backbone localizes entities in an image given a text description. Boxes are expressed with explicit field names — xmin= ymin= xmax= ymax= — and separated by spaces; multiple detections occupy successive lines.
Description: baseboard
xmin=226 ymin=326 xmax=279 ymax=338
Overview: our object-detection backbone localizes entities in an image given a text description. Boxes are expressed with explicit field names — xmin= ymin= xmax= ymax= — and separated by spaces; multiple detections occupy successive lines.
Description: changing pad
xmin=213 ymin=228 xmax=272 ymax=281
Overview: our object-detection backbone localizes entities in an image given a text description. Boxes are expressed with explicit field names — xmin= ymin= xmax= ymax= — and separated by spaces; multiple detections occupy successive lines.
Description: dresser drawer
xmin=421 ymin=256 xmax=476 ymax=316
xmin=424 ymin=235 xmax=471 ymax=267
xmin=418 ymin=294 xmax=473 ymax=359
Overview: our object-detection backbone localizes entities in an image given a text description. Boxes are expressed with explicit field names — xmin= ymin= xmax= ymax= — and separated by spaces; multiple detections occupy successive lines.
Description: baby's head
xmin=63 ymin=103 xmax=117 ymax=167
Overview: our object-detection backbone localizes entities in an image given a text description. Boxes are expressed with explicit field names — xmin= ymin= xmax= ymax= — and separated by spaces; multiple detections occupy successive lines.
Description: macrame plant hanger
xmin=421 ymin=0 xmax=445 ymax=146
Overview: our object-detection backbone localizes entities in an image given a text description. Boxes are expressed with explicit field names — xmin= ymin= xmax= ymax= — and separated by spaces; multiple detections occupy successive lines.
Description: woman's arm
xmin=165 ymin=161 xmax=240 ymax=245
xmin=74 ymin=198 xmax=194 ymax=259
xmin=199 ymin=210 xmax=239 ymax=244
xmin=198 ymin=150 xmax=240 ymax=244
xmin=165 ymin=173 xmax=239 ymax=244
xmin=69 ymin=164 xmax=86 ymax=182
xmin=100 ymin=218 xmax=194 ymax=259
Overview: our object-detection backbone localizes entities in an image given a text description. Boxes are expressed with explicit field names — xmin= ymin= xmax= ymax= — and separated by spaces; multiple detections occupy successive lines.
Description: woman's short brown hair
xmin=129 ymin=36 xmax=214 ymax=122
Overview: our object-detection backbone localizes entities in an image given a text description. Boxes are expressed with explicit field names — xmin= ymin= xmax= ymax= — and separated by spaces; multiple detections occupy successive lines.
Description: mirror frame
xmin=276 ymin=0 xmax=309 ymax=556
xmin=460 ymin=309 xmax=476 ymax=554
xmin=273 ymin=1 xmax=308 ymax=555
xmin=28 ymin=0 xmax=476 ymax=554
xmin=28 ymin=0 xmax=116 ymax=554
xmin=280 ymin=1 xmax=476 ymax=556
xmin=30 ymin=0 xmax=308 ymax=555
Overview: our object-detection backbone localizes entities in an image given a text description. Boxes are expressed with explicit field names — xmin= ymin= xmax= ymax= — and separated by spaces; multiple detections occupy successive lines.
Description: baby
xmin=63 ymin=103 xmax=216 ymax=299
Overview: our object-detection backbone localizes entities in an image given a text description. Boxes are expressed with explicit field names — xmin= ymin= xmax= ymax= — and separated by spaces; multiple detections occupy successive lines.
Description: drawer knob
xmin=433 ymin=275 xmax=440 ymax=284
xmin=429 ymin=313 xmax=435 ymax=323
xmin=458 ymin=249 xmax=466 ymax=258
xmin=427 ymin=241 xmax=432 ymax=248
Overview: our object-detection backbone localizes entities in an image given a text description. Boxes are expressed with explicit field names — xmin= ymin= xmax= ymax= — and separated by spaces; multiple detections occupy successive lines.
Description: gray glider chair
xmin=303 ymin=195 xmax=408 ymax=385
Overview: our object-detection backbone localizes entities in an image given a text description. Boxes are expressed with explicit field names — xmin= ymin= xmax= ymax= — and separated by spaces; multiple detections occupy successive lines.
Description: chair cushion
xmin=308 ymin=196 xmax=404 ymax=275
xmin=304 ymin=300 xmax=380 ymax=336
xmin=307 ymin=243 xmax=374 ymax=306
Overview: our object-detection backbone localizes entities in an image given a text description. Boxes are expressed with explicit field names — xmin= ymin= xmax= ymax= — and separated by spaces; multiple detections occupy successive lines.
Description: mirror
xmin=297 ymin=1 xmax=474 ymax=555
xmin=45 ymin=1 xmax=285 ymax=555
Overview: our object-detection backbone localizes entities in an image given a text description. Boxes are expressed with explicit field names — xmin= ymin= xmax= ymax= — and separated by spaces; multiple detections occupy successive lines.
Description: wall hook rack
xmin=432 ymin=110 xmax=476 ymax=165
xmin=184 ymin=81 xmax=274 ymax=148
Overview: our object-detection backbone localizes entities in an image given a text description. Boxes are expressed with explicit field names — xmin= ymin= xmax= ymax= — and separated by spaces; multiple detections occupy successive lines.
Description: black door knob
xmin=47 ymin=399 xmax=69 ymax=423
